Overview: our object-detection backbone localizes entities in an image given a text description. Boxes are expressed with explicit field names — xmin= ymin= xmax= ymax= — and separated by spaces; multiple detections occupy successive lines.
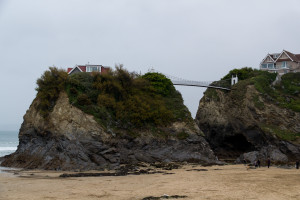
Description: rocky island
xmin=1 ymin=67 xmax=216 ymax=170
xmin=196 ymin=68 xmax=300 ymax=164
xmin=2 ymin=66 xmax=299 ymax=170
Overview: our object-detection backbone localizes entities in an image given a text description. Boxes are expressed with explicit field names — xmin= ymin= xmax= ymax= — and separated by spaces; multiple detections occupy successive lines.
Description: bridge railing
xmin=148 ymin=68 xmax=232 ymax=90
xmin=171 ymin=79 xmax=231 ymax=90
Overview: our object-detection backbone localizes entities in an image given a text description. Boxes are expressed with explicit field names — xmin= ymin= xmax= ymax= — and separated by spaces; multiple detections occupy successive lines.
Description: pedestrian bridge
xmin=149 ymin=69 xmax=237 ymax=91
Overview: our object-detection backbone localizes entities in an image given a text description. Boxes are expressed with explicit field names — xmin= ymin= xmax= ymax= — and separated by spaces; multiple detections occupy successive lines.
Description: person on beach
xmin=296 ymin=161 xmax=299 ymax=169
xmin=257 ymin=159 xmax=261 ymax=168
xmin=267 ymin=158 xmax=271 ymax=168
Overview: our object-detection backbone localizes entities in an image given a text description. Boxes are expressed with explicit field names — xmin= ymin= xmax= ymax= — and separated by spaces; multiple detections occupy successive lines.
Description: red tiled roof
xmin=101 ymin=66 xmax=110 ymax=74
xmin=68 ymin=65 xmax=111 ymax=74
xmin=78 ymin=66 xmax=86 ymax=72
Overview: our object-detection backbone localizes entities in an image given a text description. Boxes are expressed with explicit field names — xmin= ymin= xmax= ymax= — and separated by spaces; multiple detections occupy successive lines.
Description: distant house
xmin=67 ymin=64 xmax=110 ymax=75
xmin=260 ymin=50 xmax=300 ymax=75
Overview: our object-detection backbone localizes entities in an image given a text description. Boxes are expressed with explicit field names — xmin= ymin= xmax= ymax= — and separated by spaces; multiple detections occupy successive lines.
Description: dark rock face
xmin=196 ymin=86 xmax=300 ymax=163
xmin=2 ymin=129 xmax=216 ymax=170
xmin=1 ymin=92 xmax=217 ymax=170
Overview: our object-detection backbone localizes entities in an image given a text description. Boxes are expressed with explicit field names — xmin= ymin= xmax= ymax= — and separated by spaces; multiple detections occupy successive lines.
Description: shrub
xmin=65 ymin=67 xmax=193 ymax=129
xmin=69 ymin=87 xmax=78 ymax=95
xmin=97 ymin=93 xmax=116 ymax=109
xmin=77 ymin=94 xmax=92 ymax=106
xmin=281 ymin=72 xmax=300 ymax=96
xmin=68 ymin=72 xmax=93 ymax=92
xmin=36 ymin=67 xmax=68 ymax=117
xmin=142 ymin=72 xmax=175 ymax=96
xmin=222 ymin=67 xmax=256 ymax=81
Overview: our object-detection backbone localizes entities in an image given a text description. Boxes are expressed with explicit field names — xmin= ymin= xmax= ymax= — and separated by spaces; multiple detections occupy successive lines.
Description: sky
xmin=1 ymin=0 xmax=300 ymax=131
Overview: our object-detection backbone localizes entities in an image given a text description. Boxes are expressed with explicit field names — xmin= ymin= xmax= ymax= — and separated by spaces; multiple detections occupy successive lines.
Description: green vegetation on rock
xmin=220 ymin=67 xmax=300 ymax=112
xmin=275 ymin=73 xmax=300 ymax=112
xmin=176 ymin=131 xmax=190 ymax=140
xmin=35 ymin=66 xmax=193 ymax=132
xmin=35 ymin=67 xmax=68 ymax=117
xmin=203 ymin=67 xmax=300 ymax=143
xmin=260 ymin=124 xmax=300 ymax=142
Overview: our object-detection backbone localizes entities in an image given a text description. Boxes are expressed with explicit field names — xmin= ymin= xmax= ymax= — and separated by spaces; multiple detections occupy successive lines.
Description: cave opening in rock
xmin=224 ymin=134 xmax=253 ymax=151
xmin=215 ymin=134 xmax=255 ymax=159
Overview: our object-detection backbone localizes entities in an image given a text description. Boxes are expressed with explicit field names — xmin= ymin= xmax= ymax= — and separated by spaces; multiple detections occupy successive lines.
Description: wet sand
xmin=1 ymin=164 xmax=300 ymax=200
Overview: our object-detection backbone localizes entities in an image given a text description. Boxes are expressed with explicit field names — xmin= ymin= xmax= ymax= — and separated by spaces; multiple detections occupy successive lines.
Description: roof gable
xmin=68 ymin=65 xmax=83 ymax=74
xmin=78 ymin=65 xmax=87 ymax=72
xmin=284 ymin=50 xmax=300 ymax=62
xmin=275 ymin=50 xmax=300 ymax=63
xmin=261 ymin=54 xmax=274 ymax=64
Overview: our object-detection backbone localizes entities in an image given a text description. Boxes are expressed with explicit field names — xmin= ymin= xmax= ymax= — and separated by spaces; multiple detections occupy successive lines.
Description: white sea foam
xmin=0 ymin=147 xmax=17 ymax=151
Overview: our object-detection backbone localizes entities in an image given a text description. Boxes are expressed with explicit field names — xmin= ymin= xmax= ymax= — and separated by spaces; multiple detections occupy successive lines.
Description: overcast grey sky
xmin=1 ymin=0 xmax=300 ymax=130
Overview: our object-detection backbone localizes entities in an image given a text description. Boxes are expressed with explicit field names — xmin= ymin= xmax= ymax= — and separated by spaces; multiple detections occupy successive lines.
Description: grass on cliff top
xmin=35 ymin=66 xmax=193 ymax=132
xmin=205 ymin=67 xmax=300 ymax=113
xmin=260 ymin=124 xmax=300 ymax=143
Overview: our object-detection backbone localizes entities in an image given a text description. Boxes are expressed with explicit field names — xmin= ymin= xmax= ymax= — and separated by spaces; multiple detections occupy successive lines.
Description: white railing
xmin=148 ymin=68 xmax=231 ymax=90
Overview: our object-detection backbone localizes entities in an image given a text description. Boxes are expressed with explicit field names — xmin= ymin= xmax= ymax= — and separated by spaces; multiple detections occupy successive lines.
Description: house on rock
xmin=260 ymin=50 xmax=300 ymax=75
xmin=67 ymin=64 xmax=110 ymax=75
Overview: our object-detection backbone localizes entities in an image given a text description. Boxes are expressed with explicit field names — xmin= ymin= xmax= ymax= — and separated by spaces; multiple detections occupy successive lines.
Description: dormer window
xmin=86 ymin=66 xmax=100 ymax=72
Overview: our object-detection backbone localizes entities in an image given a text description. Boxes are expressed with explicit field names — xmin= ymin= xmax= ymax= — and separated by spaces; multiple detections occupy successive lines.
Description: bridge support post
xmin=231 ymin=75 xmax=238 ymax=85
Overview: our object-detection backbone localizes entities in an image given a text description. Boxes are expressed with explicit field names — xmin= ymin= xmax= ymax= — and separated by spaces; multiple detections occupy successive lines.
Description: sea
xmin=0 ymin=131 xmax=18 ymax=158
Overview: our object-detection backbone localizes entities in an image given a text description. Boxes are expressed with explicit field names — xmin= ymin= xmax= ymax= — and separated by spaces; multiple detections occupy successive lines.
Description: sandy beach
xmin=1 ymin=164 xmax=300 ymax=200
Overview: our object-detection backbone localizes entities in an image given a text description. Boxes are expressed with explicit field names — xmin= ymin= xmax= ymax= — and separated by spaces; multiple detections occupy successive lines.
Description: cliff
xmin=196 ymin=69 xmax=300 ymax=164
xmin=1 ymin=67 xmax=217 ymax=170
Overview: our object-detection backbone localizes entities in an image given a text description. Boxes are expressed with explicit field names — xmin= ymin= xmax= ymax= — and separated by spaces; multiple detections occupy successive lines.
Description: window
xmin=87 ymin=66 xmax=99 ymax=72
xmin=261 ymin=64 xmax=267 ymax=68
xmin=267 ymin=63 xmax=274 ymax=69
xmin=282 ymin=61 xmax=287 ymax=68
xmin=91 ymin=67 xmax=98 ymax=72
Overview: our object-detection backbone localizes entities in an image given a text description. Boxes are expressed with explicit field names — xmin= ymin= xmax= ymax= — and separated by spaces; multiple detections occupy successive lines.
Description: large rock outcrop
xmin=196 ymin=85 xmax=300 ymax=164
xmin=1 ymin=92 xmax=217 ymax=170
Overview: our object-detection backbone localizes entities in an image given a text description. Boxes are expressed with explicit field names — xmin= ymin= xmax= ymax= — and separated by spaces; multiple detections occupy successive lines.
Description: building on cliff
xmin=67 ymin=64 xmax=110 ymax=75
xmin=260 ymin=50 xmax=300 ymax=75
